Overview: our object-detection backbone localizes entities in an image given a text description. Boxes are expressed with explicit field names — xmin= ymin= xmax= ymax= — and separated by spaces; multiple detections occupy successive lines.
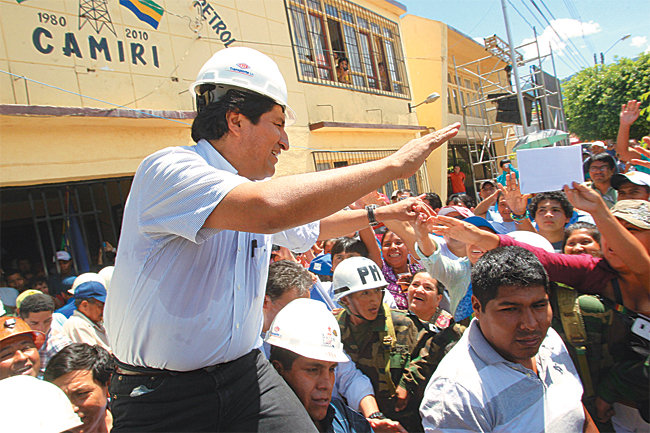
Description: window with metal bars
xmin=285 ymin=0 xmax=410 ymax=99
xmin=312 ymin=150 xmax=426 ymax=198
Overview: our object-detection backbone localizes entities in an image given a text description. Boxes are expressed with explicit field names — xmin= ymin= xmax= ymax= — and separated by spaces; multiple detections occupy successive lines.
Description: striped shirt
xmin=420 ymin=319 xmax=585 ymax=433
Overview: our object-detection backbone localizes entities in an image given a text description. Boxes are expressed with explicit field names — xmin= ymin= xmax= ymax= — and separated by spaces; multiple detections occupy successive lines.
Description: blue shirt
xmin=55 ymin=297 xmax=76 ymax=319
xmin=322 ymin=398 xmax=373 ymax=433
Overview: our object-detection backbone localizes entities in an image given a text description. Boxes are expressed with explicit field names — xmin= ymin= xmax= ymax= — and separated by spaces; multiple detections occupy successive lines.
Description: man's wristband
xmin=367 ymin=411 xmax=386 ymax=420
xmin=366 ymin=204 xmax=379 ymax=227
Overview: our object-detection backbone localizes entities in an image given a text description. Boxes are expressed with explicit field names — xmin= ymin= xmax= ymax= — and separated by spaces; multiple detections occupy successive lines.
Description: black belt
xmin=113 ymin=349 xmax=258 ymax=376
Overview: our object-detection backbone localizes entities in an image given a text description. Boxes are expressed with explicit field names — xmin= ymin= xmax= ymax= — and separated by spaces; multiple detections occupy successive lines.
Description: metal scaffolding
xmin=451 ymin=32 xmax=567 ymax=199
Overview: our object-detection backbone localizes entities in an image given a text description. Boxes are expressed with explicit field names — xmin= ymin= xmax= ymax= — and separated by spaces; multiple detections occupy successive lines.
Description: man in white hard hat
xmin=267 ymin=298 xmax=372 ymax=433
xmin=105 ymin=46 xmax=459 ymax=432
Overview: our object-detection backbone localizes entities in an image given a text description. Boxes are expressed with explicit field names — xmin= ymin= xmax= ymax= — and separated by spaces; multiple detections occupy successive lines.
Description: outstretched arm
xmin=205 ymin=123 xmax=461 ymax=233
xmin=563 ymin=182 xmax=650 ymax=284
xmin=616 ymin=100 xmax=641 ymax=162
xmin=473 ymin=189 xmax=499 ymax=218
xmin=630 ymin=145 xmax=650 ymax=169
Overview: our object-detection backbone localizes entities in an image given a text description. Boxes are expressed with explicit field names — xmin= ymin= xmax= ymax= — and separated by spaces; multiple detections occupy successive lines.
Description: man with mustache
xmin=420 ymin=247 xmax=598 ymax=432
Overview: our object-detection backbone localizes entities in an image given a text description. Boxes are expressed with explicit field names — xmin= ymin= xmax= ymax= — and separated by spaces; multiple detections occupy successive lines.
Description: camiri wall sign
xmin=12 ymin=0 xmax=236 ymax=70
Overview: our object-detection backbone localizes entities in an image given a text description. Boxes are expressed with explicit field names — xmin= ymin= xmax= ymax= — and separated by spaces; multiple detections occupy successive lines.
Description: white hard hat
xmin=98 ymin=266 xmax=114 ymax=291
xmin=331 ymin=256 xmax=387 ymax=302
xmin=265 ymin=298 xmax=348 ymax=363
xmin=190 ymin=47 xmax=296 ymax=124
xmin=506 ymin=231 xmax=555 ymax=253
xmin=0 ymin=375 xmax=82 ymax=433
xmin=69 ymin=272 xmax=105 ymax=295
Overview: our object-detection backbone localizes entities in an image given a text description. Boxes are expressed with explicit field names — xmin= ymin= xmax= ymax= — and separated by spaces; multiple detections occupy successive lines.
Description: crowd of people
xmin=1 ymin=46 xmax=649 ymax=433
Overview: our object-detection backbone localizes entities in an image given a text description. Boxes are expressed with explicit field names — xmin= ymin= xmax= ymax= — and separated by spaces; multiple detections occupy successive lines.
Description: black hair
xmin=266 ymin=261 xmax=313 ymax=302
xmin=331 ymin=237 xmax=369 ymax=258
xmin=499 ymin=158 xmax=512 ymax=169
xmin=269 ymin=345 xmax=300 ymax=370
xmin=528 ymin=191 xmax=573 ymax=219
xmin=480 ymin=180 xmax=495 ymax=190
xmin=563 ymin=222 xmax=601 ymax=248
xmin=585 ymin=153 xmax=617 ymax=172
xmin=44 ymin=343 xmax=114 ymax=386
xmin=446 ymin=193 xmax=475 ymax=208
xmin=191 ymin=89 xmax=280 ymax=143
xmin=411 ymin=270 xmax=446 ymax=295
xmin=18 ymin=293 xmax=54 ymax=317
xmin=5 ymin=269 xmax=22 ymax=278
xmin=423 ymin=192 xmax=443 ymax=210
xmin=471 ymin=246 xmax=549 ymax=310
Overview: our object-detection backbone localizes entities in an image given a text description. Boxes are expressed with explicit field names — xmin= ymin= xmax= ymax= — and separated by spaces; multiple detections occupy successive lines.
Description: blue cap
xmin=74 ymin=281 xmax=106 ymax=303
xmin=464 ymin=216 xmax=497 ymax=234
xmin=61 ymin=276 xmax=77 ymax=293
xmin=309 ymin=254 xmax=333 ymax=276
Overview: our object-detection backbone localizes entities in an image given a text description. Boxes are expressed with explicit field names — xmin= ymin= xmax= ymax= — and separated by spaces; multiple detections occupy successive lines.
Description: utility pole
xmin=500 ymin=0 xmax=528 ymax=134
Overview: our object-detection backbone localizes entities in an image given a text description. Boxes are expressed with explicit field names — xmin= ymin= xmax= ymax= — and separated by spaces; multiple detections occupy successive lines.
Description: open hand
xmin=620 ymin=100 xmax=641 ymax=126
xmin=498 ymin=172 xmax=530 ymax=215
xmin=562 ymin=182 xmax=607 ymax=215
xmin=391 ymin=123 xmax=461 ymax=179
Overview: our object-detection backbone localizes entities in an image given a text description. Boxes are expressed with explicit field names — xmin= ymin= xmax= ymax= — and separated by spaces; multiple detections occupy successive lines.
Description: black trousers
xmin=109 ymin=349 xmax=317 ymax=432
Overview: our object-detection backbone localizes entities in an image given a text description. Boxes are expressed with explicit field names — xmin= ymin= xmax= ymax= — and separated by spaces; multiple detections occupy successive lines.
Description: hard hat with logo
xmin=265 ymin=298 xmax=348 ymax=363
xmin=68 ymin=272 xmax=105 ymax=295
xmin=190 ymin=46 xmax=296 ymax=124
xmin=0 ymin=316 xmax=45 ymax=349
xmin=331 ymin=256 xmax=387 ymax=302
xmin=0 ymin=375 xmax=83 ymax=433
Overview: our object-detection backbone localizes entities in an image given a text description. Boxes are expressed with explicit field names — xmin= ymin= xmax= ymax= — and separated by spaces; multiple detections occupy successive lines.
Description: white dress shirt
xmin=105 ymin=140 xmax=319 ymax=371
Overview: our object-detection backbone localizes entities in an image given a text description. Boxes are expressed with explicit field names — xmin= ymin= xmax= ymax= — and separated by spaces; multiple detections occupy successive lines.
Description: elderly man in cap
xmin=611 ymin=171 xmax=650 ymax=202
xmin=0 ymin=316 xmax=44 ymax=379
xmin=105 ymin=45 xmax=459 ymax=432
xmin=63 ymin=281 xmax=110 ymax=352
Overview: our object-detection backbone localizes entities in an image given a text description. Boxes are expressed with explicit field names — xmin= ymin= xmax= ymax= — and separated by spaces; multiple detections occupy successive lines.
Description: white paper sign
xmin=516 ymin=145 xmax=584 ymax=194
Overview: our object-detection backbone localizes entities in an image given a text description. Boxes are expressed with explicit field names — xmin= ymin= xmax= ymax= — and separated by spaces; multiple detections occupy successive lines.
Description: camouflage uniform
xmin=550 ymin=282 xmax=649 ymax=431
xmin=337 ymin=304 xmax=460 ymax=432
xmin=404 ymin=309 xmax=465 ymax=403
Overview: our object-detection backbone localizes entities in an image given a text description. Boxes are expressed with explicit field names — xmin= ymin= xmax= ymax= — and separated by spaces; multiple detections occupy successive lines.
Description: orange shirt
xmin=449 ymin=171 xmax=466 ymax=193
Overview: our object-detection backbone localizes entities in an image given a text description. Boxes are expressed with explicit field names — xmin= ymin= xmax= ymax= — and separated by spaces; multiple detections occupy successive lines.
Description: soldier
xmin=332 ymin=256 xmax=429 ymax=432
xmin=402 ymin=271 xmax=464 ymax=403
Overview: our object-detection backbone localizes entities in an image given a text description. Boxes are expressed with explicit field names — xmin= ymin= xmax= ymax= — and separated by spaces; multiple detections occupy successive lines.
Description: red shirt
xmin=449 ymin=171 xmax=466 ymax=193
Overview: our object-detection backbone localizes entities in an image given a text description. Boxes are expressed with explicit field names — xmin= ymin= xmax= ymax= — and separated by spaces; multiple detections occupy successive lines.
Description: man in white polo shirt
xmin=105 ymin=46 xmax=460 ymax=432
xmin=420 ymin=246 xmax=598 ymax=433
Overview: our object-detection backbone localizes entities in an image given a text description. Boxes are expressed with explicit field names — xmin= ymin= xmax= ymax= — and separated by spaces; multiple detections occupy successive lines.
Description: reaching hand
xmin=394 ymin=385 xmax=410 ymax=412
xmin=390 ymin=123 xmax=461 ymax=179
xmin=630 ymin=145 xmax=650 ymax=169
xmin=595 ymin=397 xmax=615 ymax=424
xmin=620 ymin=100 xmax=641 ymax=126
xmin=498 ymin=172 xmax=530 ymax=215
xmin=562 ymin=182 xmax=607 ymax=215
xmin=367 ymin=418 xmax=408 ymax=433
xmin=428 ymin=215 xmax=487 ymax=245
xmin=350 ymin=191 xmax=388 ymax=210
xmin=411 ymin=199 xmax=437 ymax=256
xmin=377 ymin=197 xmax=421 ymax=223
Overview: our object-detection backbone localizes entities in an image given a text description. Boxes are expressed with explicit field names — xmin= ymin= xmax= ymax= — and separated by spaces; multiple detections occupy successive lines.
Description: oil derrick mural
xmin=79 ymin=0 xmax=117 ymax=36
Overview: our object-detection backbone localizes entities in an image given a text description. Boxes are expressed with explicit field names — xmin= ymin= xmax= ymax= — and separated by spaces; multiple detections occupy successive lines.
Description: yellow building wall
xmin=400 ymin=15 xmax=448 ymax=198
xmin=0 ymin=0 xmax=422 ymax=187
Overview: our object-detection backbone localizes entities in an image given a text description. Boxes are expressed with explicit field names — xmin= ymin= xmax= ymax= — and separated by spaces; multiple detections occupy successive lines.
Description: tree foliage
xmin=562 ymin=53 xmax=650 ymax=141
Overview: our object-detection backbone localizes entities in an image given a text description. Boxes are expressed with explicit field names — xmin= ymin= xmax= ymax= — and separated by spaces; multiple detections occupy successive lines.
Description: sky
xmin=400 ymin=0 xmax=650 ymax=79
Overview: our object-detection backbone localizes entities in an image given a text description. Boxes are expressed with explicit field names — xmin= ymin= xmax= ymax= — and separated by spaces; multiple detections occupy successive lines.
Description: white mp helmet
xmin=331 ymin=256 xmax=387 ymax=302
xmin=265 ymin=298 xmax=348 ymax=363
xmin=190 ymin=46 xmax=296 ymax=124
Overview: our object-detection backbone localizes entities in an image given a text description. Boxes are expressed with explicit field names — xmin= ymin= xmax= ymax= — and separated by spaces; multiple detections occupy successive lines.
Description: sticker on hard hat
xmin=357 ymin=265 xmax=382 ymax=284
xmin=322 ymin=327 xmax=334 ymax=347
xmin=229 ymin=65 xmax=254 ymax=77
xmin=237 ymin=63 xmax=249 ymax=69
